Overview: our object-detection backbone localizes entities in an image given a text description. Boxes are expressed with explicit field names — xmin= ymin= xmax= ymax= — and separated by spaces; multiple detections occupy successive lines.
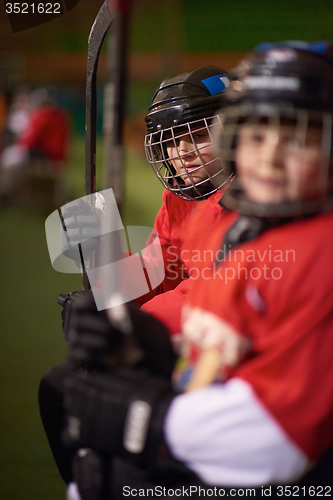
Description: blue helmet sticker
xmin=255 ymin=40 xmax=329 ymax=55
xmin=201 ymin=74 xmax=230 ymax=95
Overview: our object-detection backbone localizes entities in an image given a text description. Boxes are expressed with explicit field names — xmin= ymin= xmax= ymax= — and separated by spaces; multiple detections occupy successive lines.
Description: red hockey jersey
xmin=184 ymin=209 xmax=333 ymax=461
xmin=140 ymin=189 xmax=226 ymax=334
xmin=18 ymin=105 xmax=69 ymax=165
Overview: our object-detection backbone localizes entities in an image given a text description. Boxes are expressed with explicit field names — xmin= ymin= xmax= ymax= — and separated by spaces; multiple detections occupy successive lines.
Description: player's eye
xmin=164 ymin=133 xmax=177 ymax=148
xmin=192 ymin=131 xmax=207 ymax=140
xmin=249 ymin=132 xmax=265 ymax=144
xmin=173 ymin=134 xmax=190 ymax=146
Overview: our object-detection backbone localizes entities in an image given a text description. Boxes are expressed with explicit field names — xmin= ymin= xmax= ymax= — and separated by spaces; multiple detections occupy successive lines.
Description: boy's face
xmin=235 ymin=122 xmax=325 ymax=205
xmin=166 ymin=125 xmax=221 ymax=185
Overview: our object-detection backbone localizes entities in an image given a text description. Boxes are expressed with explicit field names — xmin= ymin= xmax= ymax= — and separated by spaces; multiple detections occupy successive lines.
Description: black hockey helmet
xmin=144 ymin=65 xmax=232 ymax=200
xmin=215 ymin=41 xmax=333 ymax=217
xmin=225 ymin=41 xmax=333 ymax=114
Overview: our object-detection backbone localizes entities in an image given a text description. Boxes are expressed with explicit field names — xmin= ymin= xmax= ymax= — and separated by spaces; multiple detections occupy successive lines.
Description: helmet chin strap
xmin=218 ymin=183 xmax=333 ymax=258
xmin=174 ymin=178 xmax=219 ymax=201
xmin=219 ymin=208 xmax=295 ymax=261
xmin=221 ymin=181 xmax=333 ymax=219
xmin=222 ymin=214 xmax=265 ymax=252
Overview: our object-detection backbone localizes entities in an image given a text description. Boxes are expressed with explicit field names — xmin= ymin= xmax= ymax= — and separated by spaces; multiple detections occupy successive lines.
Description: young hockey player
xmin=139 ymin=65 xmax=232 ymax=332
xmin=60 ymin=65 xmax=232 ymax=335
xmin=62 ymin=42 xmax=333 ymax=497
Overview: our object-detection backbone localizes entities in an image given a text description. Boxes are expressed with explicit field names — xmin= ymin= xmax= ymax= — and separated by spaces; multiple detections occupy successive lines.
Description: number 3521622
xmin=5 ymin=3 xmax=61 ymax=14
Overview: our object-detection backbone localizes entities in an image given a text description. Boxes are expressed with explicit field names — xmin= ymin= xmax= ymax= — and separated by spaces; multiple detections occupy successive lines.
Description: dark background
xmin=0 ymin=1 xmax=332 ymax=498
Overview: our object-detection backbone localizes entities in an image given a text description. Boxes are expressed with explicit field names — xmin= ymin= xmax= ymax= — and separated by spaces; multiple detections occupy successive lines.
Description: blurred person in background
xmin=1 ymin=85 xmax=31 ymax=148
xmin=17 ymin=86 xmax=70 ymax=169
xmin=0 ymin=85 xmax=71 ymax=209
xmin=0 ymin=89 xmax=8 ymax=151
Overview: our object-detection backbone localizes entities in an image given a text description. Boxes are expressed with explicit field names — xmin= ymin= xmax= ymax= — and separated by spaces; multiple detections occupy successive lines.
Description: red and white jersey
xmin=181 ymin=209 xmax=333 ymax=463
xmin=140 ymin=189 xmax=226 ymax=334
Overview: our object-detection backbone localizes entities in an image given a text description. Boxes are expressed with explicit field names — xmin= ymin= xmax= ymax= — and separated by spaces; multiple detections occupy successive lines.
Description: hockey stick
xmin=85 ymin=1 xmax=112 ymax=197
xmin=103 ymin=0 xmax=131 ymax=214
xmin=185 ymin=348 xmax=221 ymax=392
xmin=73 ymin=2 xmax=133 ymax=497
xmin=83 ymin=0 xmax=131 ymax=291
xmin=83 ymin=0 xmax=113 ymax=292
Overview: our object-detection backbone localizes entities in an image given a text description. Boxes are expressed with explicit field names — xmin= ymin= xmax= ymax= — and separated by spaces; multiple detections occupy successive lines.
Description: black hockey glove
xmin=60 ymin=198 xmax=101 ymax=266
xmin=67 ymin=291 xmax=177 ymax=378
xmin=63 ymin=367 xmax=177 ymax=473
xmin=57 ymin=290 xmax=92 ymax=342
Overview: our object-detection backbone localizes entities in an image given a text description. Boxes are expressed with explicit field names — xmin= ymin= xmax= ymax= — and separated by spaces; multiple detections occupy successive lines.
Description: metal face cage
xmin=144 ymin=116 xmax=232 ymax=201
xmin=216 ymin=104 xmax=333 ymax=217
